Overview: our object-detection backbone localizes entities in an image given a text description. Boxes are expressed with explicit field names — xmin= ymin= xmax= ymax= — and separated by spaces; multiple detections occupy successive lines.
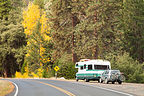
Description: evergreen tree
xmin=121 ymin=0 xmax=144 ymax=63
xmin=50 ymin=0 xmax=80 ymax=62
xmin=74 ymin=0 xmax=123 ymax=60
xmin=0 ymin=0 xmax=11 ymax=20
xmin=0 ymin=0 xmax=26 ymax=77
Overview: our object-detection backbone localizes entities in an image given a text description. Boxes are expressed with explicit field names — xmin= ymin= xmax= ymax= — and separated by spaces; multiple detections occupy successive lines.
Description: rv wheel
xmin=99 ymin=78 xmax=103 ymax=83
xmin=76 ymin=79 xmax=79 ymax=82
xmin=85 ymin=79 xmax=89 ymax=82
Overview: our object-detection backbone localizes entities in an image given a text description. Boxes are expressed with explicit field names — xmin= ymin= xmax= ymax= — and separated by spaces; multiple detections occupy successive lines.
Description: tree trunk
xmin=93 ymin=9 xmax=99 ymax=59
xmin=3 ymin=68 xmax=8 ymax=78
xmin=93 ymin=45 xmax=99 ymax=59
xmin=72 ymin=15 xmax=79 ymax=63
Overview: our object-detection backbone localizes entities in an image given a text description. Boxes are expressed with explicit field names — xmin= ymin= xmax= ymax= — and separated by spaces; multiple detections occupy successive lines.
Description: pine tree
xmin=50 ymin=0 xmax=80 ymax=63
xmin=0 ymin=0 xmax=11 ymax=20
xmin=121 ymin=0 xmax=144 ymax=63
xmin=74 ymin=0 xmax=123 ymax=60
xmin=0 ymin=0 xmax=26 ymax=77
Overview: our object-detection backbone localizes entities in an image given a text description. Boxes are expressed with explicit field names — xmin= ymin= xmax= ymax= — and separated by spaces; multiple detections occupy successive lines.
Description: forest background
xmin=0 ymin=0 xmax=144 ymax=83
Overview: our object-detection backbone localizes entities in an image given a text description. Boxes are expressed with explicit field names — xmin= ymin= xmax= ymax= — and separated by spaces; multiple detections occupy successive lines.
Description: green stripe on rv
xmin=76 ymin=73 xmax=101 ymax=77
xmin=86 ymin=70 xmax=105 ymax=71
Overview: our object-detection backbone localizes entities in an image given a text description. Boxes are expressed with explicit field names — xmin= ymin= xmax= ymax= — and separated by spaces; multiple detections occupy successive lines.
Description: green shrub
xmin=127 ymin=70 xmax=144 ymax=83
xmin=105 ymin=52 xmax=144 ymax=83
xmin=57 ymin=61 xmax=77 ymax=79
xmin=42 ymin=67 xmax=54 ymax=78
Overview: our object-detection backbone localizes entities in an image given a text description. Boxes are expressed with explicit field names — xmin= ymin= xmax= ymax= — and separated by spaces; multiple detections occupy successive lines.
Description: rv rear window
xmin=88 ymin=65 xmax=92 ymax=70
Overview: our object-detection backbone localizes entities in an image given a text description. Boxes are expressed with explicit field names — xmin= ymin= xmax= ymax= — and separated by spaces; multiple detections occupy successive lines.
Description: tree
xmin=23 ymin=2 xmax=51 ymax=73
xmin=0 ymin=0 xmax=26 ymax=77
xmin=74 ymin=0 xmax=123 ymax=60
xmin=50 ymin=0 xmax=80 ymax=63
xmin=0 ymin=0 xmax=11 ymax=20
xmin=34 ymin=0 xmax=44 ymax=9
xmin=121 ymin=0 xmax=144 ymax=63
xmin=50 ymin=0 xmax=123 ymax=62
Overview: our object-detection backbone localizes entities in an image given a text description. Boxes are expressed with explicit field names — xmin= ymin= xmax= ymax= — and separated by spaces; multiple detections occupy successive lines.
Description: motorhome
xmin=75 ymin=59 xmax=111 ymax=82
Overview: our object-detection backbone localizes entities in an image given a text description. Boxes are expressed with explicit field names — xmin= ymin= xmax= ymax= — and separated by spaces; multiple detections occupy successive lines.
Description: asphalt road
xmin=5 ymin=79 xmax=133 ymax=96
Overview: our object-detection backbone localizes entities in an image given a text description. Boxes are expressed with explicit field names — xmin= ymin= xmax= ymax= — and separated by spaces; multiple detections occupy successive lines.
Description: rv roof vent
xmin=80 ymin=59 xmax=90 ymax=62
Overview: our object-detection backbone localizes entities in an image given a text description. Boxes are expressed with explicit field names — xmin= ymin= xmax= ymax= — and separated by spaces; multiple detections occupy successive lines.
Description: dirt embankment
xmin=0 ymin=80 xmax=14 ymax=96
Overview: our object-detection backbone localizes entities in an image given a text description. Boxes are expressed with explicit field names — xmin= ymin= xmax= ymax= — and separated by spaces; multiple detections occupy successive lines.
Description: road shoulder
xmin=48 ymin=77 xmax=144 ymax=96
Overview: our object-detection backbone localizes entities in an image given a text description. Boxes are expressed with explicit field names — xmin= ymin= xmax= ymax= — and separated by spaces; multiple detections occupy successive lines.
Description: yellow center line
xmin=33 ymin=80 xmax=75 ymax=96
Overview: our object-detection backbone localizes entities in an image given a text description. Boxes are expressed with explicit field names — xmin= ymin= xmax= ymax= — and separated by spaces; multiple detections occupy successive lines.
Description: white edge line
xmin=74 ymin=82 xmax=133 ymax=96
xmin=9 ymin=81 xmax=18 ymax=96
xmin=89 ymin=84 xmax=133 ymax=96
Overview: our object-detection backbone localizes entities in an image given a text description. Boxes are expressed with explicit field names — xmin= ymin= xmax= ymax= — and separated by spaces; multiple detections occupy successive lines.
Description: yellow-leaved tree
xmin=23 ymin=3 xmax=40 ymax=36
xmin=15 ymin=2 xmax=51 ymax=78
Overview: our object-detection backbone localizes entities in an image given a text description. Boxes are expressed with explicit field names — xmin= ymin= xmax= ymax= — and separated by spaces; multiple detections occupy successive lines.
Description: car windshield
xmin=111 ymin=70 xmax=120 ymax=74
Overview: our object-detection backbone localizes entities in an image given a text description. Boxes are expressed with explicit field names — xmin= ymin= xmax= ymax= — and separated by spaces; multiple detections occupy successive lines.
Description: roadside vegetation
xmin=0 ymin=0 xmax=144 ymax=83
xmin=0 ymin=80 xmax=14 ymax=96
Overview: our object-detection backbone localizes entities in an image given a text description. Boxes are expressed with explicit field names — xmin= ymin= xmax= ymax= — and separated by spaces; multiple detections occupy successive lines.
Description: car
xmin=99 ymin=70 xmax=125 ymax=84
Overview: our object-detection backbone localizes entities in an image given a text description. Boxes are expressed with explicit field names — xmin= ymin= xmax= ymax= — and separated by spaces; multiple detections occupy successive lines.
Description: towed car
xmin=99 ymin=70 xmax=125 ymax=84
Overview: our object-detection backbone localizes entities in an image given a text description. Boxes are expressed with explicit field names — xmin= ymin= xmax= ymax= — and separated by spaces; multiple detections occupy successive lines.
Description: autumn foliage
xmin=15 ymin=2 xmax=51 ymax=78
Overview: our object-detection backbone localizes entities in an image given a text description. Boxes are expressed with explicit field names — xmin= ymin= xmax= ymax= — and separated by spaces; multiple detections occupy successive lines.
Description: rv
xmin=75 ymin=59 xmax=111 ymax=82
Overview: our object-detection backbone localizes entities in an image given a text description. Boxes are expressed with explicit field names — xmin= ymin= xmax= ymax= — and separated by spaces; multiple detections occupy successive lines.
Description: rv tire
xmin=85 ymin=79 xmax=89 ymax=82
xmin=99 ymin=78 xmax=103 ymax=83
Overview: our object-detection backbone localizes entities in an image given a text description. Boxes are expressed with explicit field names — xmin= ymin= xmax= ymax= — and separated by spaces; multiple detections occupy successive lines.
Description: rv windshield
xmin=94 ymin=65 xmax=109 ymax=70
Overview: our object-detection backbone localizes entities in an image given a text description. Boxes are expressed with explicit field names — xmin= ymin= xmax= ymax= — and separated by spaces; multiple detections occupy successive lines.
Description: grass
xmin=0 ymin=80 xmax=14 ymax=96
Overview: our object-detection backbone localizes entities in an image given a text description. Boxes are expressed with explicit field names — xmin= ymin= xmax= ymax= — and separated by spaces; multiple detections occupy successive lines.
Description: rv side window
xmin=88 ymin=65 xmax=92 ymax=70
xmin=84 ymin=64 xmax=86 ymax=69
xmin=94 ymin=65 xmax=109 ymax=70
xmin=94 ymin=65 xmax=97 ymax=69
xmin=107 ymin=66 xmax=110 ymax=70
xmin=80 ymin=66 xmax=83 ymax=70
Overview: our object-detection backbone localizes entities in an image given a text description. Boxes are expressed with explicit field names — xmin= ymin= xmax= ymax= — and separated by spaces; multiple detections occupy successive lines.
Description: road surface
xmin=5 ymin=79 xmax=133 ymax=96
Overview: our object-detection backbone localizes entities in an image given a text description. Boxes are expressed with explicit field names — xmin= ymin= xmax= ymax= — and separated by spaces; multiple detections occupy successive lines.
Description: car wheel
xmin=118 ymin=81 xmax=122 ymax=84
xmin=104 ymin=78 xmax=108 ymax=84
xmin=76 ymin=79 xmax=79 ymax=82
xmin=85 ymin=78 xmax=89 ymax=82
xmin=119 ymin=75 xmax=125 ymax=81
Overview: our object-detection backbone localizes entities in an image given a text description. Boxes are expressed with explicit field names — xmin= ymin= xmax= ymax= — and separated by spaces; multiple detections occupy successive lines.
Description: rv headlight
xmin=94 ymin=74 xmax=96 ymax=77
